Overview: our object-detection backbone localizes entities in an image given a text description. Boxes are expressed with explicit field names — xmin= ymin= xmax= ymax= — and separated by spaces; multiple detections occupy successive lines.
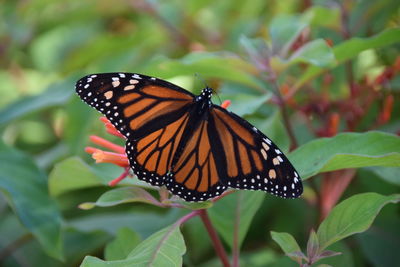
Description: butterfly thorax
xmin=194 ymin=87 xmax=213 ymax=115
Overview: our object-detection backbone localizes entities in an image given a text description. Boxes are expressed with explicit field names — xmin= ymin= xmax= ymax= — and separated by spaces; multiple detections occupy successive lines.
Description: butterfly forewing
xmin=75 ymin=73 xmax=194 ymax=139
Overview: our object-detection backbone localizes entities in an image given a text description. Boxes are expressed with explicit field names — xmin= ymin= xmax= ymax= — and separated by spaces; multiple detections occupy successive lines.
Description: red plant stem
xmin=199 ymin=209 xmax=231 ymax=267
xmin=108 ymin=168 xmax=131 ymax=186
xmin=176 ymin=210 xmax=201 ymax=225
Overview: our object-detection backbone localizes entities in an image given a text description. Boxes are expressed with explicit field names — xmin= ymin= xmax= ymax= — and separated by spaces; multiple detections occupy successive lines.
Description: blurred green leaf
xmin=0 ymin=142 xmax=63 ymax=260
xmin=0 ymin=79 xmax=75 ymax=125
xmin=220 ymin=92 xmax=272 ymax=116
xmin=288 ymin=39 xmax=336 ymax=67
xmin=69 ymin=209 xmax=182 ymax=238
xmin=365 ymin=166 xmax=400 ymax=186
xmin=63 ymin=228 xmax=111 ymax=266
xmin=295 ymin=28 xmax=400 ymax=89
xmin=208 ymin=191 xmax=264 ymax=249
xmin=80 ymin=187 xmax=162 ymax=209
xmin=269 ymin=15 xmax=308 ymax=56
xmin=49 ymin=157 xmax=141 ymax=197
xmin=105 ymin=227 xmax=141 ymax=261
xmin=357 ymin=224 xmax=400 ymax=267
xmin=64 ymin=97 xmax=96 ymax=155
xmin=49 ymin=157 xmax=110 ymax=196
xmin=271 ymin=231 xmax=302 ymax=257
xmin=81 ymin=223 xmax=186 ymax=267
xmin=303 ymin=6 xmax=340 ymax=28
xmin=290 ymin=131 xmax=400 ymax=179
xmin=145 ymin=52 xmax=263 ymax=90
xmin=317 ymin=193 xmax=400 ymax=252
xmin=30 ymin=24 xmax=100 ymax=72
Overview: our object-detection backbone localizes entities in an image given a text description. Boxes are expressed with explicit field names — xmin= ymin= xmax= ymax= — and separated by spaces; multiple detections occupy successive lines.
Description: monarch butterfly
xmin=76 ymin=73 xmax=302 ymax=202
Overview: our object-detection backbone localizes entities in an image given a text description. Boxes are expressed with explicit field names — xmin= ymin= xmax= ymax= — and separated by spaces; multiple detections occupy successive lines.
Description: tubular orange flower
xmin=221 ymin=100 xmax=231 ymax=109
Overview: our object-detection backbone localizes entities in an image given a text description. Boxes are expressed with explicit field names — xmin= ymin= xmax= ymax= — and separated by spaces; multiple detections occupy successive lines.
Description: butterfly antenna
xmin=194 ymin=73 xmax=222 ymax=104
xmin=194 ymin=73 xmax=208 ymax=88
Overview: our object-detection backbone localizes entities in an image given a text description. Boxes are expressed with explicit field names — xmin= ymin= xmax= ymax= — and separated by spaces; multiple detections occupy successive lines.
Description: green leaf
xmin=219 ymin=92 xmax=272 ymax=116
xmin=317 ymin=193 xmax=400 ymax=252
xmin=80 ymin=187 xmax=162 ymax=209
xmin=271 ymin=231 xmax=302 ymax=256
xmin=49 ymin=157 xmax=138 ymax=196
xmin=269 ymin=15 xmax=308 ymax=56
xmin=303 ymin=6 xmax=340 ymax=28
xmin=307 ymin=229 xmax=319 ymax=260
xmin=145 ymin=52 xmax=262 ymax=90
xmin=49 ymin=157 xmax=110 ymax=196
xmin=294 ymin=28 xmax=400 ymax=90
xmin=365 ymin=166 xmax=400 ymax=186
xmin=288 ymin=39 xmax=336 ymax=67
xmin=0 ymin=78 xmax=75 ymax=125
xmin=80 ymin=223 xmax=186 ymax=267
xmin=208 ymin=191 xmax=264 ymax=249
xmin=165 ymin=198 xmax=213 ymax=210
xmin=105 ymin=227 xmax=141 ymax=261
xmin=289 ymin=131 xmax=400 ymax=179
xmin=0 ymin=142 xmax=63 ymax=260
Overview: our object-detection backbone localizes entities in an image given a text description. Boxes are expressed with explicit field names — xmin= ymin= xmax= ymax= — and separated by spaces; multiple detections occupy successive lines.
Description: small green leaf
xmin=269 ymin=15 xmax=308 ymax=56
xmin=317 ymin=193 xmax=400 ymax=252
xmin=80 ymin=223 xmax=186 ymax=267
xmin=289 ymin=131 xmax=400 ymax=179
xmin=307 ymin=229 xmax=319 ymax=261
xmin=271 ymin=231 xmax=302 ymax=256
xmin=208 ymin=191 xmax=264 ymax=249
xmin=105 ymin=227 xmax=141 ymax=261
xmin=318 ymin=250 xmax=342 ymax=260
xmin=288 ymin=39 xmax=336 ymax=67
xmin=81 ymin=187 xmax=162 ymax=208
xmin=0 ymin=142 xmax=63 ymax=260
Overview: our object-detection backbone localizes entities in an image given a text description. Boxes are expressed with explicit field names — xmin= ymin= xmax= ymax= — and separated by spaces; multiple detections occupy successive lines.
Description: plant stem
xmin=177 ymin=210 xmax=201 ymax=225
xmin=232 ymin=194 xmax=241 ymax=267
xmin=271 ymin=81 xmax=298 ymax=150
xmin=0 ymin=233 xmax=33 ymax=261
xmin=199 ymin=209 xmax=231 ymax=267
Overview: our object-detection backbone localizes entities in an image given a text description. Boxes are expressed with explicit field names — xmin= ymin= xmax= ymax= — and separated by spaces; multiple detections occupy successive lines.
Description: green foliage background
xmin=0 ymin=0 xmax=399 ymax=266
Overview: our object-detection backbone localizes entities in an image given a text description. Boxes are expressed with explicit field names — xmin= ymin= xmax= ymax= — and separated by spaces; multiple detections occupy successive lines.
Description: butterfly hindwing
xmin=125 ymin=111 xmax=191 ymax=186
xmin=165 ymin=119 xmax=227 ymax=201
xmin=208 ymin=106 xmax=302 ymax=198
